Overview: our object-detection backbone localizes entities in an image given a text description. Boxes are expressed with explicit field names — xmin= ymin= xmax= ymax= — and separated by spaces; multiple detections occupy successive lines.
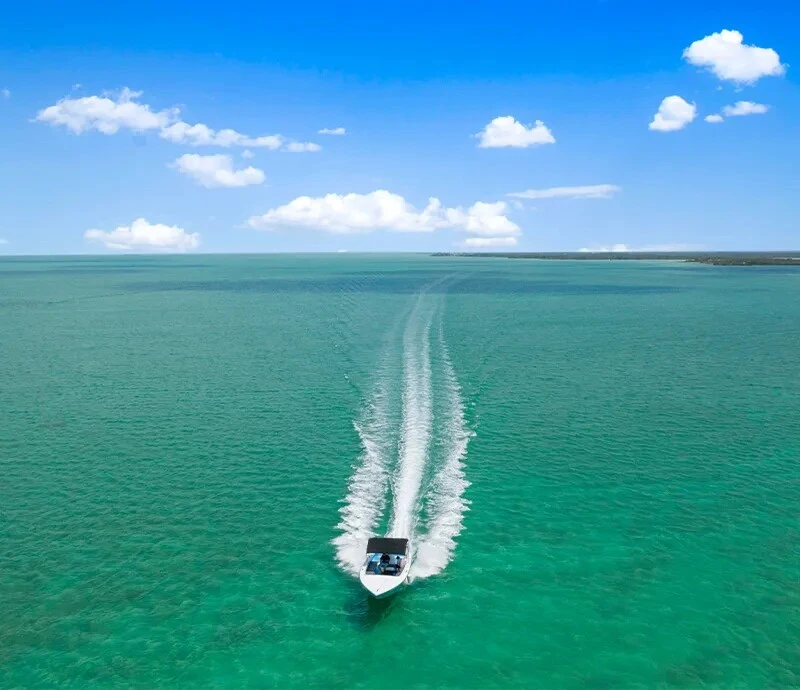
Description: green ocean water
xmin=2 ymin=254 xmax=799 ymax=689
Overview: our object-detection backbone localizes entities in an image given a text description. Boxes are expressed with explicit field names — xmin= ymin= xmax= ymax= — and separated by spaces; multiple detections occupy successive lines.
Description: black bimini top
xmin=366 ymin=537 xmax=408 ymax=555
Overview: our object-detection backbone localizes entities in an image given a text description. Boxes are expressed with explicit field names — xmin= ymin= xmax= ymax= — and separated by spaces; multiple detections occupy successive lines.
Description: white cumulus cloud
xmin=456 ymin=201 xmax=521 ymax=236
xmin=722 ymin=101 xmax=769 ymax=116
xmin=649 ymin=96 xmax=697 ymax=132
xmin=507 ymin=184 xmax=621 ymax=200
xmin=36 ymin=87 xmax=311 ymax=151
xmin=247 ymin=190 xmax=520 ymax=237
xmin=36 ymin=87 xmax=177 ymax=134
xmin=318 ymin=127 xmax=346 ymax=135
xmin=683 ymin=29 xmax=786 ymax=84
xmin=462 ymin=237 xmax=518 ymax=248
xmin=476 ymin=116 xmax=555 ymax=148
xmin=173 ymin=154 xmax=265 ymax=188
xmin=84 ymin=218 xmax=199 ymax=252
xmin=705 ymin=114 xmax=724 ymax=124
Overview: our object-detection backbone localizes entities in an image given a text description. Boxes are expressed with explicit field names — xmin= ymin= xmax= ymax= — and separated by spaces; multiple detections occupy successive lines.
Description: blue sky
xmin=1 ymin=0 xmax=798 ymax=253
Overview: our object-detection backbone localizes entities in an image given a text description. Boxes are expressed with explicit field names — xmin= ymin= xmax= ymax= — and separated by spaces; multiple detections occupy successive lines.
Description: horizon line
xmin=2 ymin=250 xmax=800 ymax=259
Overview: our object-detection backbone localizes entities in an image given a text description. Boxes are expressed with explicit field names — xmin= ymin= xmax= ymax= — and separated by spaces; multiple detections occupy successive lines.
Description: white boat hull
xmin=358 ymin=539 xmax=412 ymax=598
xmin=359 ymin=569 xmax=410 ymax=598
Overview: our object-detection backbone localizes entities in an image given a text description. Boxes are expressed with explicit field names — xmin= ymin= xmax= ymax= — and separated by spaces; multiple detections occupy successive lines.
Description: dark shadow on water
xmin=341 ymin=579 xmax=410 ymax=631
xmin=48 ymin=266 xmax=155 ymax=274
xmin=340 ymin=573 xmax=448 ymax=631
xmin=22 ymin=267 xmax=149 ymax=275
xmin=122 ymin=273 xmax=682 ymax=297
xmin=0 ymin=264 xmax=213 ymax=276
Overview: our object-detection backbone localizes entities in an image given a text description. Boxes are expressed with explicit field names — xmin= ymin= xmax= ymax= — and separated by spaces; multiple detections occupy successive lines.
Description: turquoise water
xmin=2 ymin=255 xmax=799 ymax=689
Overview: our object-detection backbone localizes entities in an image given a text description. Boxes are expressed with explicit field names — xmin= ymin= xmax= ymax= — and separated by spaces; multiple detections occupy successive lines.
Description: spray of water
xmin=411 ymin=323 xmax=472 ymax=578
xmin=334 ymin=285 xmax=472 ymax=580
xmin=332 ymin=384 xmax=394 ymax=576
xmin=388 ymin=294 xmax=434 ymax=537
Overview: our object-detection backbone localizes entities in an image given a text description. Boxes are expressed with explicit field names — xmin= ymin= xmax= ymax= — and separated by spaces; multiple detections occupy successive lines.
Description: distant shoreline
xmin=431 ymin=252 xmax=800 ymax=266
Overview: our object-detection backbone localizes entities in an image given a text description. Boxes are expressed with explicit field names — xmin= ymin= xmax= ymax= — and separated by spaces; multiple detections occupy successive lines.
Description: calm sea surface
xmin=2 ymin=255 xmax=799 ymax=688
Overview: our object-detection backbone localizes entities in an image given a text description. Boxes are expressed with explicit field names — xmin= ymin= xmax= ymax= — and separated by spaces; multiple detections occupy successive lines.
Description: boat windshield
xmin=366 ymin=553 xmax=404 ymax=576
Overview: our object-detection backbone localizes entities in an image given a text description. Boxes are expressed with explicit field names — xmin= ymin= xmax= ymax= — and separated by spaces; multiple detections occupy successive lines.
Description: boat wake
xmin=411 ymin=322 xmax=472 ymax=578
xmin=334 ymin=286 xmax=472 ymax=581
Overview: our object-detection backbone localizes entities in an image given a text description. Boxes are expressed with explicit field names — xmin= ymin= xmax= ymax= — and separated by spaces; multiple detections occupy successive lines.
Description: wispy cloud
xmin=722 ymin=101 xmax=769 ymax=117
xmin=462 ymin=237 xmax=517 ymax=248
xmin=172 ymin=154 xmax=265 ymax=188
xmin=318 ymin=127 xmax=346 ymax=135
xmin=283 ymin=141 xmax=321 ymax=152
xmin=704 ymin=101 xmax=770 ymax=124
xmin=578 ymin=243 xmax=703 ymax=252
xmin=508 ymin=184 xmax=620 ymax=200
xmin=159 ymin=121 xmax=284 ymax=149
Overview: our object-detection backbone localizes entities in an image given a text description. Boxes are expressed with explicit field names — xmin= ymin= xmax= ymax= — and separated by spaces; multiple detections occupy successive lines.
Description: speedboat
xmin=359 ymin=537 xmax=411 ymax=598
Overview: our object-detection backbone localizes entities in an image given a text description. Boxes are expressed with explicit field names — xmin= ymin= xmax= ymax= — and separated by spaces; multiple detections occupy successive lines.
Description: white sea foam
xmin=389 ymin=293 xmax=434 ymax=538
xmin=333 ymin=383 xmax=393 ymax=576
xmin=412 ymin=324 xmax=472 ymax=579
